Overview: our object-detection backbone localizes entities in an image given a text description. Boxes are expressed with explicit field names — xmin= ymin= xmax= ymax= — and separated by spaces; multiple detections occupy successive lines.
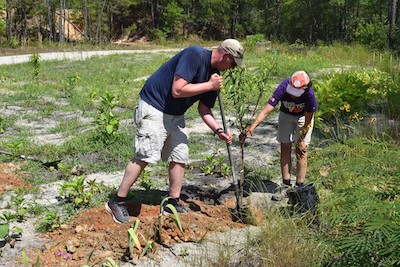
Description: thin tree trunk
xmin=341 ymin=4 xmax=348 ymax=41
xmin=59 ymin=0 xmax=64 ymax=43
xmin=230 ymin=0 xmax=240 ymax=38
xmin=151 ymin=0 xmax=155 ymax=28
xmin=48 ymin=0 xmax=56 ymax=42
xmin=274 ymin=0 xmax=281 ymax=40
xmin=264 ymin=0 xmax=269 ymax=37
xmin=6 ymin=0 xmax=13 ymax=41
xmin=96 ymin=0 xmax=107 ymax=43
xmin=21 ymin=0 xmax=27 ymax=44
xmin=151 ymin=0 xmax=160 ymax=28
xmin=108 ymin=5 xmax=113 ymax=41
xmin=308 ymin=0 xmax=312 ymax=42
xmin=389 ymin=0 xmax=398 ymax=48
xmin=82 ymin=0 xmax=88 ymax=41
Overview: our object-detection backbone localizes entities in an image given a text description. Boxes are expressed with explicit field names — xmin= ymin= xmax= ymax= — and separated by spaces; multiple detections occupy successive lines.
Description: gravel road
xmin=0 ymin=49 xmax=182 ymax=65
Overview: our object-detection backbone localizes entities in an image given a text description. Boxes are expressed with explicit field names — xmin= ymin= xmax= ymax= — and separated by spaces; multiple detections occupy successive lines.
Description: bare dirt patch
xmin=0 ymin=158 xmax=271 ymax=266
xmin=36 ymin=202 xmax=245 ymax=266
xmin=0 ymin=163 xmax=28 ymax=192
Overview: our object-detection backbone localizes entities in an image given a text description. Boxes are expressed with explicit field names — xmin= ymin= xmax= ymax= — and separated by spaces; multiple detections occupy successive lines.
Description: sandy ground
xmin=0 ymin=51 xmax=283 ymax=266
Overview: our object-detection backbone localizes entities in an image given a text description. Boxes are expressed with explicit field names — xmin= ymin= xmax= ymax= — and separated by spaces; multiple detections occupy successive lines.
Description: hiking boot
xmin=105 ymin=200 xmax=131 ymax=224
xmin=271 ymin=183 xmax=293 ymax=201
xmin=162 ymin=198 xmax=188 ymax=215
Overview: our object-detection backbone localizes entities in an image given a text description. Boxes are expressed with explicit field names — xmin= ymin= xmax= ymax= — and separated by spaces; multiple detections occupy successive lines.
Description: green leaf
xmin=35 ymin=252 xmax=40 ymax=267
xmin=21 ymin=250 xmax=29 ymax=267
xmin=128 ymin=227 xmax=142 ymax=256
xmin=164 ymin=204 xmax=184 ymax=233
xmin=104 ymin=257 xmax=119 ymax=267
xmin=18 ymin=208 xmax=26 ymax=217
xmin=106 ymin=125 xmax=114 ymax=134
xmin=140 ymin=240 xmax=155 ymax=259
xmin=0 ymin=223 xmax=9 ymax=238
xmin=12 ymin=226 xmax=23 ymax=235
xmin=75 ymin=197 xmax=83 ymax=206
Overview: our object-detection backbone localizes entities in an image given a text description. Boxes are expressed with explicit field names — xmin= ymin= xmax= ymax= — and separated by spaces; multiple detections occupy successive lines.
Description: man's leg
xmin=168 ymin=161 xmax=185 ymax=198
xmin=162 ymin=161 xmax=187 ymax=214
xmin=117 ymin=159 xmax=148 ymax=197
xmin=106 ymin=159 xmax=147 ymax=224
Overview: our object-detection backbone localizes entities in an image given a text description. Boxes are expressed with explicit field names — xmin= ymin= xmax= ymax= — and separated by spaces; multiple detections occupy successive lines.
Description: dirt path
xmin=0 ymin=49 xmax=182 ymax=65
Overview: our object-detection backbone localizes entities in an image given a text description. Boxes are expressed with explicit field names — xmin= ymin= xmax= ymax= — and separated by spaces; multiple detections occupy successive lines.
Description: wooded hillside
xmin=0 ymin=0 xmax=399 ymax=51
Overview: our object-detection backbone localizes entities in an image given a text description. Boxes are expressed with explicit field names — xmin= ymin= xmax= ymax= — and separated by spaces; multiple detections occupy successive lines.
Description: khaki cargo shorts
xmin=277 ymin=111 xmax=314 ymax=145
xmin=133 ymin=99 xmax=189 ymax=164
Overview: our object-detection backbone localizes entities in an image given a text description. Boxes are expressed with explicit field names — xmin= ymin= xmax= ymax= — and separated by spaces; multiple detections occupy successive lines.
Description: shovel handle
xmin=217 ymin=92 xmax=241 ymax=210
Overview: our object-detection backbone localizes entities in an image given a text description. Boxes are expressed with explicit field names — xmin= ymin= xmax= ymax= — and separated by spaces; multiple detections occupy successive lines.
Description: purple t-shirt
xmin=139 ymin=46 xmax=219 ymax=115
xmin=268 ymin=78 xmax=318 ymax=115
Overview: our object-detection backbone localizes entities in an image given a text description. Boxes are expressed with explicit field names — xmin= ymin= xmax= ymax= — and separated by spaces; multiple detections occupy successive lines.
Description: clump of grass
xmin=255 ymin=210 xmax=328 ymax=267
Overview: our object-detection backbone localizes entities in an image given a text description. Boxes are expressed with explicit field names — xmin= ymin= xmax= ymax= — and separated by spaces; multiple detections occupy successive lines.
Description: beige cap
xmin=220 ymin=39 xmax=244 ymax=67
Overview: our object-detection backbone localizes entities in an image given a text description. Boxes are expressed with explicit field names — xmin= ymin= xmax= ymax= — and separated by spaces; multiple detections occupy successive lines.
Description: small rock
xmin=4 ymin=185 xmax=16 ymax=191
xmin=98 ymin=250 xmax=113 ymax=259
xmin=75 ymin=225 xmax=85 ymax=233
xmin=71 ymin=165 xmax=86 ymax=176
xmin=9 ymin=238 xmax=16 ymax=248
xmin=65 ymin=239 xmax=80 ymax=253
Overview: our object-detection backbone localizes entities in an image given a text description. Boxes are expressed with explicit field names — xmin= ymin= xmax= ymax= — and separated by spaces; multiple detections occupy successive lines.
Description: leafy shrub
xmin=314 ymin=69 xmax=395 ymax=122
xmin=160 ymin=1 xmax=183 ymax=39
xmin=354 ymin=16 xmax=389 ymax=50
xmin=386 ymin=78 xmax=400 ymax=118
xmin=245 ymin=34 xmax=267 ymax=48
xmin=0 ymin=19 xmax=5 ymax=37
xmin=36 ymin=209 xmax=61 ymax=233
xmin=59 ymin=176 xmax=100 ymax=208
xmin=93 ymin=91 xmax=120 ymax=142
xmin=138 ymin=169 xmax=154 ymax=191
xmin=30 ymin=53 xmax=40 ymax=80
xmin=310 ymin=138 xmax=400 ymax=266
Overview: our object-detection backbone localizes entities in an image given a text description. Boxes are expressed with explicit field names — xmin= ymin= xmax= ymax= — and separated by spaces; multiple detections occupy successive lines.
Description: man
xmin=245 ymin=71 xmax=317 ymax=200
xmin=106 ymin=39 xmax=244 ymax=223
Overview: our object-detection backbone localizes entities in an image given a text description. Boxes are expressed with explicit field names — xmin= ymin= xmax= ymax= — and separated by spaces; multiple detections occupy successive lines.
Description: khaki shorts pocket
xmin=135 ymin=131 xmax=153 ymax=158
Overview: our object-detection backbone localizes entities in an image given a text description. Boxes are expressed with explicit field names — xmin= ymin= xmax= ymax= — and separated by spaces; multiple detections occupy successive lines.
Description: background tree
xmin=0 ymin=0 xmax=399 ymax=52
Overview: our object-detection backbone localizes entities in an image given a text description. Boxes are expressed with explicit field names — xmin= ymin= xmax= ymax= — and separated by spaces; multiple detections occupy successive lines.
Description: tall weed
xmin=309 ymin=138 xmax=400 ymax=266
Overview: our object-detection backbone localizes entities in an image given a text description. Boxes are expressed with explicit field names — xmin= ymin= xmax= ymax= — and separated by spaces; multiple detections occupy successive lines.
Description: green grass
xmin=307 ymin=138 xmax=400 ymax=266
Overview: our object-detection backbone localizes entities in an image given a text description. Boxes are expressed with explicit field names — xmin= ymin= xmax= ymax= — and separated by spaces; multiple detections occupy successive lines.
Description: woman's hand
xmin=239 ymin=127 xmax=253 ymax=145
xmin=296 ymin=140 xmax=308 ymax=155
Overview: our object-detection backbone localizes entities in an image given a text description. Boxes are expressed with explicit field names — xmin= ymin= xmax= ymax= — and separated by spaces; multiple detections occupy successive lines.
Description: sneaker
xmin=271 ymin=183 xmax=293 ymax=201
xmin=105 ymin=200 xmax=131 ymax=224
xmin=162 ymin=198 xmax=188 ymax=215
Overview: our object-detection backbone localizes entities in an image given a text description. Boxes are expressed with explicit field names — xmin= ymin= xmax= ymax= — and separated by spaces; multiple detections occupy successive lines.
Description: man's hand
xmin=209 ymin=73 xmax=223 ymax=90
xmin=216 ymin=130 xmax=232 ymax=144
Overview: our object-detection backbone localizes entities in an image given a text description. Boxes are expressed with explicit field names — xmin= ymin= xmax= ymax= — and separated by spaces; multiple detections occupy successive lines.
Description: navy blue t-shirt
xmin=268 ymin=78 xmax=318 ymax=115
xmin=139 ymin=46 xmax=219 ymax=115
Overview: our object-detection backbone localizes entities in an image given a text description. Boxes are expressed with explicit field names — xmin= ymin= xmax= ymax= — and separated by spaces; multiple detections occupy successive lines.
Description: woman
xmin=245 ymin=70 xmax=318 ymax=198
